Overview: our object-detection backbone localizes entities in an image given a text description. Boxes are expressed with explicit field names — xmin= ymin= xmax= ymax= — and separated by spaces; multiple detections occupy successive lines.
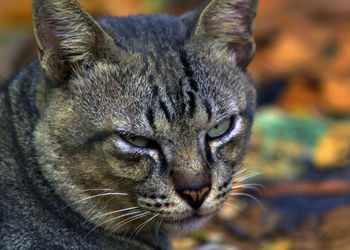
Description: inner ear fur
xmin=32 ymin=0 xmax=119 ymax=84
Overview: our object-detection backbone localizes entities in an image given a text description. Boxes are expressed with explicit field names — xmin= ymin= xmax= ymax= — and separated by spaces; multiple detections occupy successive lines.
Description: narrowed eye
xmin=124 ymin=136 xmax=151 ymax=148
xmin=207 ymin=118 xmax=232 ymax=139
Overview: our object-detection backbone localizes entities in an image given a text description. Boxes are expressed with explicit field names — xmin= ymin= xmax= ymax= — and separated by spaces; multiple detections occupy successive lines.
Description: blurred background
xmin=1 ymin=0 xmax=350 ymax=249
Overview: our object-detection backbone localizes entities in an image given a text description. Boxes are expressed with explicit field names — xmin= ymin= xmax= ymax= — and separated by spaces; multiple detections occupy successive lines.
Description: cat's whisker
xmin=231 ymin=183 xmax=263 ymax=192
xmin=231 ymin=183 xmax=263 ymax=188
xmin=113 ymin=211 xmax=151 ymax=232
xmin=232 ymin=168 xmax=247 ymax=178
xmin=233 ymin=172 xmax=260 ymax=183
xmin=78 ymin=189 xmax=120 ymax=211
xmin=57 ymin=192 xmax=128 ymax=211
xmin=84 ymin=210 xmax=143 ymax=238
xmin=100 ymin=210 xmax=143 ymax=227
xmin=156 ymin=217 xmax=164 ymax=240
xmin=130 ymin=213 xmax=159 ymax=239
xmin=228 ymin=192 xmax=265 ymax=211
xmin=78 ymin=188 xmax=114 ymax=192
xmin=87 ymin=206 xmax=140 ymax=222
xmin=224 ymin=201 xmax=242 ymax=211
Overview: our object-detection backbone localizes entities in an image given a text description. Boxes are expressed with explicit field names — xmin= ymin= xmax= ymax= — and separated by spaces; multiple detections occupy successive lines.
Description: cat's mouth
xmin=160 ymin=212 xmax=213 ymax=233
xmin=162 ymin=212 xmax=212 ymax=226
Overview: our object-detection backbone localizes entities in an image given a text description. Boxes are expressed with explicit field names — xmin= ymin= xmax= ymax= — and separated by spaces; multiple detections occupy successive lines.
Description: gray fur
xmin=0 ymin=0 xmax=258 ymax=249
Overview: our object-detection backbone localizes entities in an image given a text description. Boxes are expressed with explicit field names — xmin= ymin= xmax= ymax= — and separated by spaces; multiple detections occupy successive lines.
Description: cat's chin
xmin=162 ymin=213 xmax=214 ymax=234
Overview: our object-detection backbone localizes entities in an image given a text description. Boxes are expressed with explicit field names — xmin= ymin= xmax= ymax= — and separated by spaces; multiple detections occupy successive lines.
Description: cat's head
xmin=33 ymin=0 xmax=258 ymax=234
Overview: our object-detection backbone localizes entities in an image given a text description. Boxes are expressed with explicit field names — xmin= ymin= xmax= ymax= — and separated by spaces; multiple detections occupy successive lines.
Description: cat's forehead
xmin=98 ymin=15 xmax=188 ymax=89
xmin=71 ymin=15 xmax=251 ymax=130
xmin=98 ymin=15 xmax=187 ymax=56
xmin=74 ymin=58 xmax=248 ymax=138
xmin=97 ymin=15 xmax=249 ymax=102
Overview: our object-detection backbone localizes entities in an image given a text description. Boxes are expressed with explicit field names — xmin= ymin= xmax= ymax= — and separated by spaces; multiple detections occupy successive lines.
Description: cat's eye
xmin=124 ymin=136 xmax=151 ymax=148
xmin=207 ymin=118 xmax=232 ymax=139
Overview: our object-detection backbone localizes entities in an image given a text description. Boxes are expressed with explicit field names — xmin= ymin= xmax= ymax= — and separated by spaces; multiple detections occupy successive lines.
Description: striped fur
xmin=0 ymin=0 xmax=258 ymax=249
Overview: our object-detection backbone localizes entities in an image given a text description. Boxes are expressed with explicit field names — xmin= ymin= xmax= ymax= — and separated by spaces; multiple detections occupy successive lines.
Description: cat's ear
xmin=182 ymin=0 xmax=258 ymax=69
xmin=32 ymin=0 xmax=119 ymax=84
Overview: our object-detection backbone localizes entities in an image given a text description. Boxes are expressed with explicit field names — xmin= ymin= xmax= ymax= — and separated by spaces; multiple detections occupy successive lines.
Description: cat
xmin=0 ymin=0 xmax=258 ymax=249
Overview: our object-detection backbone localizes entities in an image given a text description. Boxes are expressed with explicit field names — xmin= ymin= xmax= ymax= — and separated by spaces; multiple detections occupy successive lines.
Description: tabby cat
xmin=0 ymin=0 xmax=258 ymax=249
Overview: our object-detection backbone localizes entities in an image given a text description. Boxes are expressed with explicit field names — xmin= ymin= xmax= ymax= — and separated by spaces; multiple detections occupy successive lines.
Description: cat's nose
xmin=176 ymin=185 xmax=211 ymax=210
xmin=172 ymin=165 xmax=212 ymax=210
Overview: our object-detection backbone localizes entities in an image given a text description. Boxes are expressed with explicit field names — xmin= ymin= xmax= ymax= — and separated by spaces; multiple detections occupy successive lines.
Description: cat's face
xmin=33 ymin=0 xmax=257 ymax=234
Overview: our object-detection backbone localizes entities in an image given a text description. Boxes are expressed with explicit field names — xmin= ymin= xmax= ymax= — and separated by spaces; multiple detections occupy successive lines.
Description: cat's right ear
xmin=32 ymin=0 xmax=119 ymax=85
xmin=182 ymin=0 xmax=258 ymax=69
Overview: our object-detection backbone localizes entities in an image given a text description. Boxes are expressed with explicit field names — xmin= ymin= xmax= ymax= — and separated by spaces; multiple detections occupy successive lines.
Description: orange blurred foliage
xmin=313 ymin=123 xmax=350 ymax=168
xmin=0 ymin=0 xmax=150 ymax=28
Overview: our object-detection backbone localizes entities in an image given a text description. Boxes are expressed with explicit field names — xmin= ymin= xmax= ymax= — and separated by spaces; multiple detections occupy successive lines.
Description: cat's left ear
xmin=32 ymin=0 xmax=120 ymax=85
xmin=182 ymin=0 xmax=258 ymax=69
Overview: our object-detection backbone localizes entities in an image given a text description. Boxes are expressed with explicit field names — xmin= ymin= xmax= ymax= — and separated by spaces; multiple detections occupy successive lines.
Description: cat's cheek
xmin=104 ymin=154 xmax=152 ymax=181
xmin=101 ymin=142 xmax=152 ymax=180
xmin=110 ymin=160 xmax=151 ymax=181
xmin=222 ymin=141 xmax=245 ymax=163
xmin=205 ymin=168 xmax=233 ymax=202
